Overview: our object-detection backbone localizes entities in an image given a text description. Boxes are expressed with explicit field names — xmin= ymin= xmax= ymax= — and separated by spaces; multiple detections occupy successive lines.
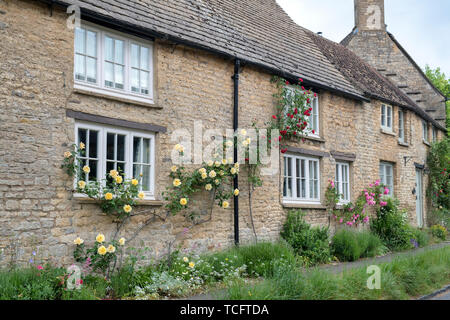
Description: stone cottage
xmin=0 ymin=0 xmax=446 ymax=266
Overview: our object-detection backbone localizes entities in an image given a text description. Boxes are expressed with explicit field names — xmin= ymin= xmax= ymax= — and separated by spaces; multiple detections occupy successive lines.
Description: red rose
xmin=272 ymin=115 xmax=277 ymax=119
xmin=312 ymin=130 xmax=315 ymax=134
xmin=301 ymin=86 xmax=305 ymax=90
xmin=293 ymin=131 xmax=297 ymax=135
xmin=297 ymin=124 xmax=301 ymax=128
xmin=286 ymin=126 xmax=290 ymax=130
xmin=278 ymin=136 xmax=282 ymax=141
xmin=285 ymin=81 xmax=290 ymax=85
xmin=299 ymin=78 xmax=303 ymax=82
xmin=314 ymin=93 xmax=317 ymax=97
xmin=307 ymin=98 xmax=310 ymax=103
xmin=294 ymin=108 xmax=298 ymax=114
xmin=290 ymin=114 xmax=294 ymax=119
xmin=281 ymin=148 xmax=287 ymax=154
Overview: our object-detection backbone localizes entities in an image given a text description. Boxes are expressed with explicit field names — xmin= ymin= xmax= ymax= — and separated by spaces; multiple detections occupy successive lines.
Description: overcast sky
xmin=276 ymin=0 xmax=450 ymax=77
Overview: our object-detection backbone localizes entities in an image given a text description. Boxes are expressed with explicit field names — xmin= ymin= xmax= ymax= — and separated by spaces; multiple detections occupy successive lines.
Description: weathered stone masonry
xmin=0 ymin=0 xmax=445 ymax=266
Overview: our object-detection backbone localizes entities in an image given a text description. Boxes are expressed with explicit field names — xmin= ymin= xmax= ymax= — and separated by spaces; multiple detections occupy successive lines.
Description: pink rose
xmin=384 ymin=188 xmax=390 ymax=195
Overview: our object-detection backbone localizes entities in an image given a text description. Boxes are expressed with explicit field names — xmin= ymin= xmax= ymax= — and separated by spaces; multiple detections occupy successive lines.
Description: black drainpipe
xmin=232 ymin=59 xmax=240 ymax=246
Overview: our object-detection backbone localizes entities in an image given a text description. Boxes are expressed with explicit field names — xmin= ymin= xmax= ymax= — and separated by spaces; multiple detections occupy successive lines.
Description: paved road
xmin=431 ymin=290 xmax=450 ymax=300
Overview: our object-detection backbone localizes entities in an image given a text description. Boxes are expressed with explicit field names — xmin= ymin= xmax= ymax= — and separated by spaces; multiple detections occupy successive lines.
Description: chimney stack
xmin=354 ymin=0 xmax=386 ymax=32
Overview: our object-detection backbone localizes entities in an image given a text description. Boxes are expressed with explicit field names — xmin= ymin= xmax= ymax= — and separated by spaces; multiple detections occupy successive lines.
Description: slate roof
xmin=46 ymin=0 xmax=446 ymax=130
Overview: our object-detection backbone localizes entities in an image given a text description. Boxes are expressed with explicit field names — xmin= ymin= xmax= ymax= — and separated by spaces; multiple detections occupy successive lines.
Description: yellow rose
xmin=73 ymin=237 xmax=84 ymax=245
xmin=189 ymin=262 xmax=195 ymax=268
xmin=174 ymin=144 xmax=184 ymax=152
xmin=98 ymin=245 xmax=107 ymax=255
xmin=105 ymin=192 xmax=113 ymax=200
xmin=246 ymin=138 xmax=251 ymax=145
xmin=226 ymin=140 xmax=233 ymax=147
xmin=198 ymin=168 xmax=206 ymax=174
xmin=123 ymin=204 xmax=132 ymax=213
xmin=222 ymin=201 xmax=230 ymax=209
xmin=131 ymin=179 xmax=139 ymax=186
xmin=138 ymin=191 xmax=145 ymax=199
xmin=219 ymin=170 xmax=224 ymax=176
xmin=78 ymin=180 xmax=86 ymax=189
xmin=234 ymin=162 xmax=240 ymax=169
xmin=234 ymin=189 xmax=239 ymax=196
xmin=183 ymin=257 xmax=189 ymax=263
xmin=119 ymin=237 xmax=126 ymax=246
xmin=215 ymin=179 xmax=220 ymax=185
xmin=115 ymin=176 xmax=123 ymax=184
xmin=96 ymin=233 xmax=105 ymax=243
xmin=240 ymin=129 xmax=247 ymax=136
xmin=242 ymin=140 xmax=249 ymax=147
xmin=209 ymin=170 xmax=217 ymax=178
xmin=79 ymin=142 xmax=85 ymax=150
xmin=214 ymin=161 xmax=220 ymax=167
xmin=64 ymin=151 xmax=72 ymax=158
xmin=171 ymin=165 xmax=178 ymax=173
xmin=230 ymin=167 xmax=237 ymax=175
xmin=201 ymin=173 xmax=207 ymax=179
xmin=205 ymin=184 xmax=212 ymax=191
xmin=82 ymin=165 xmax=90 ymax=174
xmin=180 ymin=198 xmax=188 ymax=206
xmin=109 ymin=169 xmax=118 ymax=178
xmin=207 ymin=160 xmax=214 ymax=167
xmin=107 ymin=245 xmax=116 ymax=253
xmin=222 ymin=159 xmax=227 ymax=165
xmin=173 ymin=179 xmax=181 ymax=187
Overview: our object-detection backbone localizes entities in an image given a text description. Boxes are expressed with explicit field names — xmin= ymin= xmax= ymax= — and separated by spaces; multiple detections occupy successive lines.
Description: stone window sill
xmin=73 ymin=87 xmax=161 ymax=109
xmin=398 ymin=141 xmax=409 ymax=147
xmin=304 ymin=135 xmax=325 ymax=143
xmin=423 ymin=140 xmax=431 ymax=147
xmin=73 ymin=194 xmax=163 ymax=206
xmin=282 ymin=202 xmax=327 ymax=210
xmin=380 ymin=128 xmax=396 ymax=136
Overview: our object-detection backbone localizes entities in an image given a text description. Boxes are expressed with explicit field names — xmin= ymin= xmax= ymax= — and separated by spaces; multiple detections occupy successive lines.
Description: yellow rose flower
xmin=219 ymin=170 xmax=225 ymax=176
xmin=123 ymin=204 xmax=132 ymax=213
xmin=98 ymin=245 xmax=107 ymax=255
xmin=73 ymin=237 xmax=84 ymax=245
xmin=230 ymin=167 xmax=237 ymax=175
xmin=104 ymin=192 xmax=113 ymax=200
xmin=189 ymin=262 xmax=195 ymax=268
xmin=119 ymin=237 xmax=126 ymax=246
xmin=222 ymin=159 xmax=227 ymax=165
xmin=246 ymin=137 xmax=251 ymax=145
xmin=180 ymin=198 xmax=188 ymax=206
xmin=107 ymin=245 xmax=116 ymax=253
xmin=222 ymin=201 xmax=230 ymax=209
xmin=234 ymin=189 xmax=239 ymax=196
xmin=183 ymin=257 xmax=189 ymax=263
xmin=174 ymin=144 xmax=184 ymax=152
xmin=109 ymin=169 xmax=118 ymax=178
xmin=214 ymin=161 xmax=220 ymax=167
xmin=205 ymin=184 xmax=212 ymax=191
xmin=115 ymin=176 xmax=123 ymax=184
xmin=131 ymin=179 xmax=139 ymax=186
xmin=82 ymin=165 xmax=90 ymax=174
xmin=171 ymin=165 xmax=178 ymax=173
xmin=173 ymin=179 xmax=181 ymax=187
xmin=201 ymin=173 xmax=207 ymax=179
xmin=138 ymin=191 xmax=145 ymax=199
xmin=209 ymin=170 xmax=217 ymax=178
xmin=226 ymin=140 xmax=233 ymax=147
xmin=96 ymin=233 xmax=105 ymax=243
xmin=207 ymin=160 xmax=214 ymax=167
xmin=198 ymin=168 xmax=206 ymax=174
xmin=240 ymin=129 xmax=247 ymax=136
xmin=215 ymin=179 xmax=220 ymax=185
xmin=64 ymin=151 xmax=72 ymax=158
xmin=242 ymin=140 xmax=249 ymax=147
xmin=79 ymin=142 xmax=85 ymax=150
xmin=78 ymin=180 xmax=86 ymax=189
xmin=234 ymin=162 xmax=240 ymax=169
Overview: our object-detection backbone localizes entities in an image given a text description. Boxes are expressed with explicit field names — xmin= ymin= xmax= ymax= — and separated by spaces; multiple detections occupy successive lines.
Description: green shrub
xmin=370 ymin=198 xmax=414 ymax=251
xmin=410 ymin=228 xmax=430 ymax=247
xmin=331 ymin=229 xmax=383 ymax=262
xmin=431 ymin=224 xmax=448 ymax=241
xmin=281 ymin=210 xmax=331 ymax=266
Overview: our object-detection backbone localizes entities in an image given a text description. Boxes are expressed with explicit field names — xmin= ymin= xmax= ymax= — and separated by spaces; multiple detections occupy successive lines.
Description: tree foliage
xmin=424 ymin=65 xmax=450 ymax=129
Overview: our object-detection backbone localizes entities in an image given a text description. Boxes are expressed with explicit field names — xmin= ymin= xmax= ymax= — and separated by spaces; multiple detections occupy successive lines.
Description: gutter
xmin=232 ymin=59 xmax=240 ymax=246
xmin=40 ymin=0 xmax=369 ymax=104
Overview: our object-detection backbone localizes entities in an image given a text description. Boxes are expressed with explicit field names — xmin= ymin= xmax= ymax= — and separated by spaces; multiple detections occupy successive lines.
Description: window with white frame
xmin=284 ymin=87 xmax=319 ymax=136
xmin=335 ymin=162 xmax=350 ymax=203
xmin=381 ymin=104 xmax=393 ymax=131
xmin=75 ymin=121 xmax=155 ymax=199
xmin=379 ymin=162 xmax=394 ymax=197
xmin=398 ymin=110 xmax=405 ymax=143
xmin=432 ymin=126 xmax=437 ymax=143
xmin=283 ymin=154 xmax=320 ymax=203
xmin=422 ymin=121 xmax=429 ymax=143
xmin=74 ymin=23 xmax=154 ymax=104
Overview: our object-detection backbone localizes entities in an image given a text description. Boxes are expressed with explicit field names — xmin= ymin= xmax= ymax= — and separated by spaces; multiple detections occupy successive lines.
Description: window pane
xmin=140 ymin=71 xmax=149 ymax=94
xmin=86 ymin=57 xmax=97 ymax=83
xmin=143 ymin=138 xmax=150 ymax=164
xmin=75 ymin=28 xmax=85 ymax=54
xmin=301 ymin=160 xmax=306 ymax=198
xmin=105 ymin=36 xmax=114 ymax=61
xmin=309 ymin=161 xmax=313 ymax=198
xmin=78 ymin=128 xmax=87 ymax=147
xmin=75 ymin=54 xmax=86 ymax=80
xmin=381 ymin=105 xmax=385 ymax=126
xmin=133 ymin=164 xmax=141 ymax=180
xmin=114 ymin=39 xmax=124 ymax=64
xmin=142 ymin=165 xmax=150 ymax=191
xmin=133 ymin=137 xmax=141 ymax=163
xmin=86 ymin=31 xmax=97 ymax=57
xmin=141 ymin=46 xmax=149 ymax=70
xmin=89 ymin=160 xmax=98 ymax=182
xmin=131 ymin=44 xmax=139 ymax=68
xmin=107 ymin=133 xmax=115 ymax=160
xmin=117 ymin=134 xmax=125 ymax=161
xmin=104 ymin=62 xmax=114 ymax=87
xmin=89 ymin=130 xmax=98 ymax=158
xmin=115 ymin=65 xmax=124 ymax=89
xmin=131 ymin=69 xmax=140 ymax=93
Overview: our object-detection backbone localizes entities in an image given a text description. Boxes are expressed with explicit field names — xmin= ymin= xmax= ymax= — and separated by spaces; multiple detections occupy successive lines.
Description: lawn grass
xmin=226 ymin=246 xmax=450 ymax=300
